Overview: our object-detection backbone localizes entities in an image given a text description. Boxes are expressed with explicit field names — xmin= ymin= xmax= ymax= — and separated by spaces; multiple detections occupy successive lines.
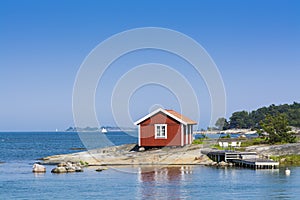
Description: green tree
xmin=260 ymin=114 xmax=296 ymax=144
xmin=226 ymin=102 xmax=300 ymax=130
xmin=249 ymin=107 xmax=268 ymax=128
xmin=229 ymin=111 xmax=251 ymax=129
xmin=215 ymin=117 xmax=229 ymax=130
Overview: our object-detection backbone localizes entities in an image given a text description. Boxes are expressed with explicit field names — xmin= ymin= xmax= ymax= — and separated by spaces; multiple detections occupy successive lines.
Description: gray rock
xmin=75 ymin=162 xmax=84 ymax=167
xmin=245 ymin=143 xmax=300 ymax=156
xmin=66 ymin=162 xmax=73 ymax=167
xmin=218 ymin=161 xmax=228 ymax=166
xmin=96 ymin=167 xmax=108 ymax=172
xmin=138 ymin=147 xmax=145 ymax=152
xmin=280 ymin=158 xmax=286 ymax=162
xmin=41 ymin=143 xmax=210 ymax=165
xmin=75 ymin=166 xmax=83 ymax=172
xmin=32 ymin=164 xmax=46 ymax=173
xmin=66 ymin=166 xmax=76 ymax=173
xmin=57 ymin=162 xmax=67 ymax=167
xmin=51 ymin=167 xmax=67 ymax=173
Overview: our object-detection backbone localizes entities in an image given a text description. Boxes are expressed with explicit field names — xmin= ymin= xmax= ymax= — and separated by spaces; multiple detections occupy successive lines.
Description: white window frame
xmin=155 ymin=124 xmax=167 ymax=139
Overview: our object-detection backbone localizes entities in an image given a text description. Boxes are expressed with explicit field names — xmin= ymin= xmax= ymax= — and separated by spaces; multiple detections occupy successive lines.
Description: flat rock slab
xmin=42 ymin=144 xmax=211 ymax=165
xmin=245 ymin=142 xmax=300 ymax=156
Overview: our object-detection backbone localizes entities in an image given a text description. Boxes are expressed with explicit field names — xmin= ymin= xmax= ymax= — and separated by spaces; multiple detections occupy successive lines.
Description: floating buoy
xmin=285 ymin=168 xmax=291 ymax=176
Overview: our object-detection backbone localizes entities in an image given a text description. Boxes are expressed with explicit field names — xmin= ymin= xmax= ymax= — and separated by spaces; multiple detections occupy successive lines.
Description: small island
xmin=42 ymin=103 xmax=300 ymax=168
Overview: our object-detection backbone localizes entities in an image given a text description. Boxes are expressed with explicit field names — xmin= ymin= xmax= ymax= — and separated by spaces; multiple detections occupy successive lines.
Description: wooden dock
xmin=232 ymin=158 xmax=279 ymax=169
xmin=205 ymin=150 xmax=279 ymax=169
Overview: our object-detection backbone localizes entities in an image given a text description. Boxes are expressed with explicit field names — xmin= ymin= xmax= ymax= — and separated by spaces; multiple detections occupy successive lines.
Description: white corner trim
xmin=190 ymin=125 xmax=193 ymax=144
xmin=186 ymin=125 xmax=188 ymax=145
xmin=181 ymin=124 xmax=184 ymax=146
xmin=138 ymin=125 xmax=141 ymax=146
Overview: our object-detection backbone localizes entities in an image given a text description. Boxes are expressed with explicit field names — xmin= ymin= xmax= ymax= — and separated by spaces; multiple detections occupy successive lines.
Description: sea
xmin=1 ymin=131 xmax=300 ymax=200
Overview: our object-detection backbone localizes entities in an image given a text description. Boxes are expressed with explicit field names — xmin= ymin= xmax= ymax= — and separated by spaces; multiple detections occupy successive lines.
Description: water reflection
xmin=33 ymin=172 xmax=46 ymax=178
xmin=137 ymin=166 xmax=193 ymax=199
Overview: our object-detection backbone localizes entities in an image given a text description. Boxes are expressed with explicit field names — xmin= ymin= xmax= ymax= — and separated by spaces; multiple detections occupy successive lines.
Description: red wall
xmin=140 ymin=112 xmax=182 ymax=147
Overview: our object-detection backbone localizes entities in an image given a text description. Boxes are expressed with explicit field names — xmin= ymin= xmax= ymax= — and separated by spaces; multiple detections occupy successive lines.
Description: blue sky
xmin=0 ymin=0 xmax=299 ymax=131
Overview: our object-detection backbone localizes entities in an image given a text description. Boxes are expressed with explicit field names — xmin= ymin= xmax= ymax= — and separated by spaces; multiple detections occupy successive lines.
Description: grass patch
xmin=270 ymin=155 xmax=300 ymax=165
xmin=192 ymin=138 xmax=205 ymax=144
xmin=220 ymin=134 xmax=231 ymax=139
xmin=192 ymin=134 xmax=208 ymax=145
xmin=240 ymin=137 xmax=267 ymax=147
xmin=239 ymin=137 xmax=298 ymax=147
xmin=210 ymin=144 xmax=223 ymax=150
xmin=80 ymin=160 xmax=89 ymax=166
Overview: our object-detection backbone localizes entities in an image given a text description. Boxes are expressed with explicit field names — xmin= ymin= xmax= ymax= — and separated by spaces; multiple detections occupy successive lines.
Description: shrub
xmin=192 ymin=138 xmax=204 ymax=144
xmin=270 ymin=155 xmax=300 ymax=165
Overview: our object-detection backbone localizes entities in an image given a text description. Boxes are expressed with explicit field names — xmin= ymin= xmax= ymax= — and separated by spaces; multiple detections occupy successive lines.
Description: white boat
xmin=101 ymin=128 xmax=108 ymax=133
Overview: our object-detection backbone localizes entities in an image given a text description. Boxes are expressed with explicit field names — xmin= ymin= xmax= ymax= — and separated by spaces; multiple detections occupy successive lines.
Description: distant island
xmin=65 ymin=126 xmax=137 ymax=132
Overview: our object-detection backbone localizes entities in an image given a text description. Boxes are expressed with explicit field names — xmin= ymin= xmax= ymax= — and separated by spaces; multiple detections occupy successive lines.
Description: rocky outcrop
xmin=42 ymin=144 xmax=208 ymax=166
xmin=205 ymin=161 xmax=234 ymax=167
xmin=245 ymin=142 xmax=300 ymax=157
xmin=42 ymin=141 xmax=300 ymax=167
xmin=51 ymin=161 xmax=84 ymax=173
xmin=51 ymin=166 xmax=67 ymax=173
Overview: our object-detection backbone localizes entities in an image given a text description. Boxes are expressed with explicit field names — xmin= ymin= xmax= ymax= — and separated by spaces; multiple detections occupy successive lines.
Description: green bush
xmin=192 ymin=134 xmax=208 ymax=144
xmin=270 ymin=155 xmax=300 ymax=165
xmin=261 ymin=114 xmax=296 ymax=144
xmin=240 ymin=137 xmax=267 ymax=147
xmin=220 ymin=134 xmax=231 ymax=139
xmin=210 ymin=144 xmax=223 ymax=150
xmin=192 ymin=138 xmax=204 ymax=144
xmin=79 ymin=160 xmax=89 ymax=166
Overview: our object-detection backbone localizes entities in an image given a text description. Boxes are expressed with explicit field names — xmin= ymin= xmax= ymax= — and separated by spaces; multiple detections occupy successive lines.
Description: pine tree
xmin=260 ymin=114 xmax=296 ymax=144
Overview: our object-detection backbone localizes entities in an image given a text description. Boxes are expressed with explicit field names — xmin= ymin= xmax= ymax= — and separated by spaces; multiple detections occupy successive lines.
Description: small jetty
xmin=204 ymin=150 xmax=279 ymax=169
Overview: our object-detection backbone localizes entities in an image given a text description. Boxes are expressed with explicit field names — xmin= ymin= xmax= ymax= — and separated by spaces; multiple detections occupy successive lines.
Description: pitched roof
xmin=165 ymin=109 xmax=197 ymax=125
xmin=134 ymin=108 xmax=197 ymax=125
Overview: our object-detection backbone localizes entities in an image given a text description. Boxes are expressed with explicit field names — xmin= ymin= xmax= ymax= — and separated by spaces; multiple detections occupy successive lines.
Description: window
xmin=155 ymin=124 xmax=167 ymax=139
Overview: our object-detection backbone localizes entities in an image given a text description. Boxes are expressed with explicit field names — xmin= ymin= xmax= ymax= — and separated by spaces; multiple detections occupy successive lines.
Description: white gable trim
xmin=134 ymin=108 xmax=189 ymax=126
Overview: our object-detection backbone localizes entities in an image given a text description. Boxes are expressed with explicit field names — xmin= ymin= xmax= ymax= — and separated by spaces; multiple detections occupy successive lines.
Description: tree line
xmin=215 ymin=102 xmax=300 ymax=130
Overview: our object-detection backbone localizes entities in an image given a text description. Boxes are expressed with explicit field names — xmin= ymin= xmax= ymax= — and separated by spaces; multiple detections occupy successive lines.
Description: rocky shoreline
xmin=41 ymin=142 xmax=300 ymax=167
xmin=245 ymin=142 xmax=300 ymax=157
xmin=41 ymin=144 xmax=213 ymax=166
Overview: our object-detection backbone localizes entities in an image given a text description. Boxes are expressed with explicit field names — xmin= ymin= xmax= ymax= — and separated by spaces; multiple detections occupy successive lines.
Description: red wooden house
xmin=134 ymin=108 xmax=197 ymax=147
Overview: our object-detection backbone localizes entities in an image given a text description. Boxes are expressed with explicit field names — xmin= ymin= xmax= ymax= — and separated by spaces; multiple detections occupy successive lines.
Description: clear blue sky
xmin=0 ymin=0 xmax=299 ymax=131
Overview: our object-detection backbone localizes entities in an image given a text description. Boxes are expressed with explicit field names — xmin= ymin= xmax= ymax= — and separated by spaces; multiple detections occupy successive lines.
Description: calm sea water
xmin=1 ymin=132 xmax=300 ymax=199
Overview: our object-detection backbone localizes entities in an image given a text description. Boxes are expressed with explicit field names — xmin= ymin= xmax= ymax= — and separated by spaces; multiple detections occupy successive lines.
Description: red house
xmin=134 ymin=108 xmax=197 ymax=147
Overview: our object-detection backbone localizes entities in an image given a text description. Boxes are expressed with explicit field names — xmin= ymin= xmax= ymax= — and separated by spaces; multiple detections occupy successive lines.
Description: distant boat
xmin=101 ymin=128 xmax=108 ymax=133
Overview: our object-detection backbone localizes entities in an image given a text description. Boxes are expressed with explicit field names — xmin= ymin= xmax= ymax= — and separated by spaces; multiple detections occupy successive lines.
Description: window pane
xmin=157 ymin=126 xmax=160 ymax=136
xmin=161 ymin=126 xmax=165 ymax=136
